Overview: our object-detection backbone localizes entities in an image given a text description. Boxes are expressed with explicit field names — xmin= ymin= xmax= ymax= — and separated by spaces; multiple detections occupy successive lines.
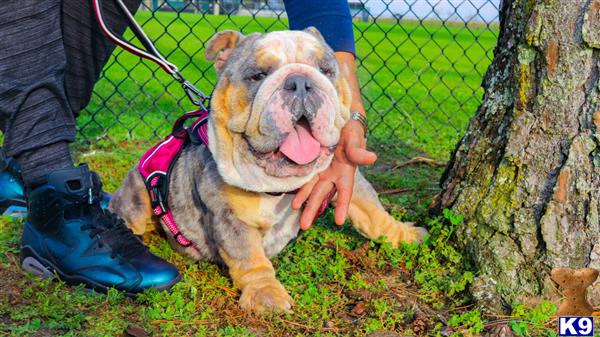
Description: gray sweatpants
xmin=0 ymin=0 xmax=141 ymax=158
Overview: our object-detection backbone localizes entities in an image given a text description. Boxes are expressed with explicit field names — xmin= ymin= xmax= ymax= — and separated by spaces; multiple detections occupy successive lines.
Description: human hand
xmin=291 ymin=119 xmax=377 ymax=230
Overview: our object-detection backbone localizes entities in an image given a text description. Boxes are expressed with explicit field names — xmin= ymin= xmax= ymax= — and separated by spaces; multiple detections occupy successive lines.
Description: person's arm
xmin=284 ymin=0 xmax=377 ymax=229
xmin=284 ymin=0 xmax=356 ymax=55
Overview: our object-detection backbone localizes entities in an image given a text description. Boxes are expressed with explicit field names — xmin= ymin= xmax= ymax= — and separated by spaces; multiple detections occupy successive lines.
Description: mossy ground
xmin=0 ymin=140 xmax=561 ymax=336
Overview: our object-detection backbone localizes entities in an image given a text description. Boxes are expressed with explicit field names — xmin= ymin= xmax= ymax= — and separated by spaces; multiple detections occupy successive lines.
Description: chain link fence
xmin=81 ymin=0 xmax=499 ymax=160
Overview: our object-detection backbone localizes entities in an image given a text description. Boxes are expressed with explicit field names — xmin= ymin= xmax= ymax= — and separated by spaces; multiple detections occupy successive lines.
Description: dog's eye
xmin=248 ymin=72 xmax=267 ymax=82
xmin=319 ymin=67 xmax=334 ymax=77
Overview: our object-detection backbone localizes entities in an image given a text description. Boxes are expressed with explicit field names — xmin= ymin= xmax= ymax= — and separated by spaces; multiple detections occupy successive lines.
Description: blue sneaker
xmin=0 ymin=150 xmax=26 ymax=218
xmin=0 ymin=151 xmax=110 ymax=218
xmin=20 ymin=165 xmax=181 ymax=295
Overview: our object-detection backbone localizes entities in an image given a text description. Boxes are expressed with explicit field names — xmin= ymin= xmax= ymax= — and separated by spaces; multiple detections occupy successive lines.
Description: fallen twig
xmin=215 ymin=285 xmax=238 ymax=297
xmin=392 ymin=156 xmax=446 ymax=170
xmin=152 ymin=319 xmax=213 ymax=325
xmin=484 ymin=319 xmax=511 ymax=326
xmin=279 ymin=318 xmax=339 ymax=332
xmin=444 ymin=303 xmax=475 ymax=313
xmin=378 ymin=187 xmax=414 ymax=195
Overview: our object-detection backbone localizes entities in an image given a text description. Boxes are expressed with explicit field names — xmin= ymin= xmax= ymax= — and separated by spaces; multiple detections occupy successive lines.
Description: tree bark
xmin=432 ymin=0 xmax=600 ymax=313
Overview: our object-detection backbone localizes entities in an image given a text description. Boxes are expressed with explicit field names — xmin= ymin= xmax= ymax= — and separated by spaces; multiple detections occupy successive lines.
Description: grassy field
xmin=0 ymin=11 xmax=561 ymax=337
xmin=80 ymin=11 xmax=497 ymax=160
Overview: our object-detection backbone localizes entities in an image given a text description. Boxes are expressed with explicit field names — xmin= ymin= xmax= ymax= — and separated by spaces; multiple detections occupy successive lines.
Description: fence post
xmin=213 ymin=1 xmax=220 ymax=15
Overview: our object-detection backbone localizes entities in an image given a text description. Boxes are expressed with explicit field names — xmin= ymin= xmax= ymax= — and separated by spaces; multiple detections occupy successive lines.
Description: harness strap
xmin=146 ymin=173 xmax=168 ymax=216
xmin=145 ymin=159 xmax=198 ymax=250
xmin=172 ymin=110 xmax=210 ymax=145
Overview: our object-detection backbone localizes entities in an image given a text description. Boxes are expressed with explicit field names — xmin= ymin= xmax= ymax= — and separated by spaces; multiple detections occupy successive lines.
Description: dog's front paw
xmin=239 ymin=279 xmax=294 ymax=313
xmin=390 ymin=222 xmax=428 ymax=247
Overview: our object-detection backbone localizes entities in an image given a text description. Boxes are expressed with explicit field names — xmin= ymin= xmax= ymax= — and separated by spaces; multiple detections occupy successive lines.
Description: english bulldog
xmin=109 ymin=28 xmax=427 ymax=312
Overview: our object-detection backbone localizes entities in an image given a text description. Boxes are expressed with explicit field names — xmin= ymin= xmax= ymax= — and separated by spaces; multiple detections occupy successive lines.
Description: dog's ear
xmin=303 ymin=26 xmax=325 ymax=42
xmin=205 ymin=30 xmax=243 ymax=71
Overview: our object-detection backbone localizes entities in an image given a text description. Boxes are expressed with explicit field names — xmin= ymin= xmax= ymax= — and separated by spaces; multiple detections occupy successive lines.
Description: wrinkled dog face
xmin=205 ymin=29 xmax=351 ymax=192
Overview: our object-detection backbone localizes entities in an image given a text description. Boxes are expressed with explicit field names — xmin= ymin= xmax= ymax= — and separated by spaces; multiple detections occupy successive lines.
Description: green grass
xmin=0 ymin=145 xmax=472 ymax=336
xmin=81 ymin=10 xmax=497 ymax=160
xmin=0 ymin=11 xmax=561 ymax=337
xmin=0 ymin=145 xmax=561 ymax=337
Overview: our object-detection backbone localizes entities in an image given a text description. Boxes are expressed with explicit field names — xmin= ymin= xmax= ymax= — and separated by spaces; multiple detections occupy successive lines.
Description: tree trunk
xmin=432 ymin=0 xmax=600 ymax=313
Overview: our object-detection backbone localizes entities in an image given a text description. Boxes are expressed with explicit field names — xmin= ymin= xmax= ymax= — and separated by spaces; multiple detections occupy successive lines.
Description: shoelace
xmin=81 ymin=207 xmax=149 ymax=260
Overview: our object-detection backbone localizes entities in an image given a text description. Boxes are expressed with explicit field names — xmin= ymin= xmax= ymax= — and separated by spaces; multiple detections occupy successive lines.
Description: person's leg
xmin=0 ymin=0 xmax=140 ymax=186
xmin=0 ymin=0 xmax=181 ymax=293
xmin=0 ymin=0 xmax=140 ymax=211
xmin=61 ymin=0 xmax=140 ymax=119
xmin=0 ymin=1 xmax=75 ymax=187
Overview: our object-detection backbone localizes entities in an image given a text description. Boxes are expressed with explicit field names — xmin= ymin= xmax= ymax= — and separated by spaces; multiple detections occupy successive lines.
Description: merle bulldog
xmin=110 ymin=28 xmax=427 ymax=312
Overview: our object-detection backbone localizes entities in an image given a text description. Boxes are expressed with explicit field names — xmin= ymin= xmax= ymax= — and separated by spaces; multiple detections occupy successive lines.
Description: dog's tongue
xmin=279 ymin=121 xmax=320 ymax=165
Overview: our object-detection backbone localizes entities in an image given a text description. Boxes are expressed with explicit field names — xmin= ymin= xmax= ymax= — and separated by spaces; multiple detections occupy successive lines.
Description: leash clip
xmin=172 ymin=71 xmax=210 ymax=108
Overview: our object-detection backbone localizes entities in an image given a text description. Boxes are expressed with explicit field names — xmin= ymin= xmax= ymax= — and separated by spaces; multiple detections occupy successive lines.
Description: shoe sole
xmin=0 ymin=199 xmax=27 ymax=218
xmin=20 ymin=246 xmax=181 ymax=297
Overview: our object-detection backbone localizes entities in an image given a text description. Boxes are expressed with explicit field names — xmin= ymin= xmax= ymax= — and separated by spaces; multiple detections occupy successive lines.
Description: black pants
xmin=0 ymin=0 xmax=141 ymax=158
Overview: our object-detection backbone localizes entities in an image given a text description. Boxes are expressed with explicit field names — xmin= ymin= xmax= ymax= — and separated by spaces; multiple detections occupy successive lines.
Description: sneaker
xmin=20 ymin=164 xmax=181 ymax=295
xmin=0 ymin=149 xmax=26 ymax=217
xmin=0 ymin=150 xmax=110 ymax=218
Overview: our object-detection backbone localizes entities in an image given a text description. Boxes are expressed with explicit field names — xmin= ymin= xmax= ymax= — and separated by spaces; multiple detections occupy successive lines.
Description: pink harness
xmin=139 ymin=110 xmax=209 ymax=251
xmin=138 ymin=110 xmax=333 ymax=252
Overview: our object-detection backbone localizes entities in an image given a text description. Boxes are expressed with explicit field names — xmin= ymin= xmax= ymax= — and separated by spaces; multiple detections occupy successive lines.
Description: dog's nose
xmin=284 ymin=75 xmax=312 ymax=96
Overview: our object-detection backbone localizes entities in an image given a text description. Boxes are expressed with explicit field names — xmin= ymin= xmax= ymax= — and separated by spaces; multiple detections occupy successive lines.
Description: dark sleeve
xmin=283 ymin=0 xmax=356 ymax=56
